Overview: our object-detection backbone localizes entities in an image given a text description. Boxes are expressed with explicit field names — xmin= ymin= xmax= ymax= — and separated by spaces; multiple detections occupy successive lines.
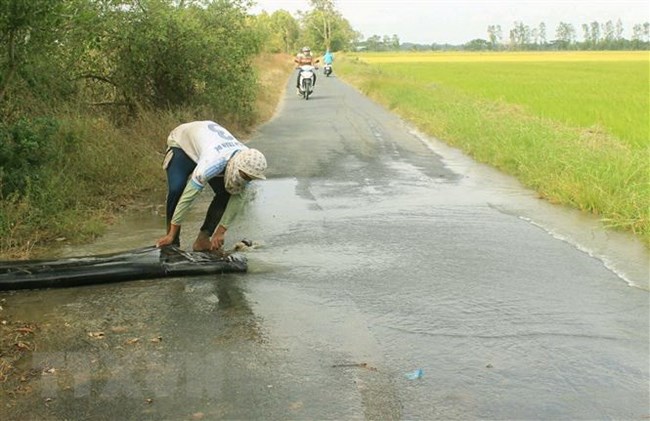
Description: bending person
xmin=156 ymin=120 xmax=267 ymax=251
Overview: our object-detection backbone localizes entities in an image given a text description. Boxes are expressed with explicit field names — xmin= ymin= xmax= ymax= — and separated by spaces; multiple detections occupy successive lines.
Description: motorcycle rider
xmin=294 ymin=46 xmax=317 ymax=94
xmin=323 ymin=49 xmax=334 ymax=75
xmin=323 ymin=49 xmax=334 ymax=65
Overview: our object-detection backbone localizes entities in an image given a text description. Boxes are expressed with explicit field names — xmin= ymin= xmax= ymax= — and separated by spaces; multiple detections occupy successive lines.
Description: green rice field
xmin=336 ymin=51 xmax=649 ymax=245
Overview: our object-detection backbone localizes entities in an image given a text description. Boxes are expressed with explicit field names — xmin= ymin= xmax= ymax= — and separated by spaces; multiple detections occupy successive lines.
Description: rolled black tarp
xmin=0 ymin=246 xmax=247 ymax=291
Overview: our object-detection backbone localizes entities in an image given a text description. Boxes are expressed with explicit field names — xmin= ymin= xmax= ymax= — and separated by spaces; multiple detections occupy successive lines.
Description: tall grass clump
xmin=336 ymin=52 xmax=649 ymax=246
xmin=0 ymin=114 xmax=163 ymax=257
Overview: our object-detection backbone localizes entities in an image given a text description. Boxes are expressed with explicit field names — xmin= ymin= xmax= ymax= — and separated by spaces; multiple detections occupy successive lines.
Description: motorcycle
xmin=298 ymin=64 xmax=317 ymax=100
xmin=323 ymin=63 xmax=332 ymax=77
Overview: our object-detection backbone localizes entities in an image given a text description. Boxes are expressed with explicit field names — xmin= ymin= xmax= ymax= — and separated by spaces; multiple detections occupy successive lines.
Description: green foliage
xmin=0 ymin=117 xmax=60 ymax=197
xmin=0 ymin=112 xmax=166 ymax=253
xmin=297 ymin=0 xmax=356 ymax=52
xmin=1 ymin=0 xmax=263 ymax=124
xmin=252 ymin=10 xmax=300 ymax=53
xmin=0 ymin=0 xmax=78 ymax=118
xmin=60 ymin=0 xmax=261 ymax=124
xmin=358 ymin=34 xmax=401 ymax=52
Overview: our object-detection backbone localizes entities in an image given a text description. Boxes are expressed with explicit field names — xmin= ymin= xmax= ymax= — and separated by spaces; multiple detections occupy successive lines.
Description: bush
xmin=0 ymin=117 xmax=60 ymax=198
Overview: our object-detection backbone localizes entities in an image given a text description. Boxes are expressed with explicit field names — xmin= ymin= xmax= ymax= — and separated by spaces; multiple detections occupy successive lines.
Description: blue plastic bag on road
xmin=405 ymin=369 xmax=423 ymax=380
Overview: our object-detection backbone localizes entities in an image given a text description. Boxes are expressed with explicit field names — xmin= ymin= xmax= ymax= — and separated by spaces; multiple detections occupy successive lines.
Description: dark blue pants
xmin=165 ymin=147 xmax=230 ymax=246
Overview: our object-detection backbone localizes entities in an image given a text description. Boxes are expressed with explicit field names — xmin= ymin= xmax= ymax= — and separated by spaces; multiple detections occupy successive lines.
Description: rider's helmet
xmin=301 ymin=46 xmax=311 ymax=54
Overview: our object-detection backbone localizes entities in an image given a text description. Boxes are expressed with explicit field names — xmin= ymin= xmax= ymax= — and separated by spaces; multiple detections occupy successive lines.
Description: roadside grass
xmin=336 ymin=52 xmax=649 ymax=245
xmin=252 ymin=53 xmax=295 ymax=123
xmin=0 ymin=112 xmax=167 ymax=258
xmin=0 ymin=54 xmax=295 ymax=259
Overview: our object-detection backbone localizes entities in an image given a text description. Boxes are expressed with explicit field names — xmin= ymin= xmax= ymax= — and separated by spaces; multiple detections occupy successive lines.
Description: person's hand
xmin=210 ymin=232 xmax=225 ymax=250
xmin=156 ymin=234 xmax=174 ymax=248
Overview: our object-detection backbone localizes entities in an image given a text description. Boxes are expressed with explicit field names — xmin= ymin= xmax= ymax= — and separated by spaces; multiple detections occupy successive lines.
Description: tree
xmin=365 ymin=34 xmax=381 ymax=51
xmin=62 ymin=0 xmax=261 ymax=122
xmin=582 ymin=23 xmax=592 ymax=48
xmin=538 ymin=22 xmax=547 ymax=48
xmin=590 ymin=21 xmax=601 ymax=46
xmin=0 ymin=0 xmax=75 ymax=109
xmin=615 ymin=19 xmax=624 ymax=41
xmin=602 ymin=20 xmax=615 ymax=49
xmin=271 ymin=10 xmax=300 ymax=53
xmin=530 ymin=27 xmax=539 ymax=49
xmin=381 ymin=34 xmax=400 ymax=51
xmin=555 ymin=21 xmax=575 ymax=50
xmin=298 ymin=0 xmax=355 ymax=52
xmin=390 ymin=34 xmax=400 ymax=50
xmin=631 ymin=22 xmax=650 ymax=49
xmin=465 ymin=38 xmax=489 ymax=51
xmin=487 ymin=24 xmax=502 ymax=50
xmin=509 ymin=21 xmax=530 ymax=49
xmin=252 ymin=10 xmax=299 ymax=53
xmin=485 ymin=18 xmax=645 ymax=51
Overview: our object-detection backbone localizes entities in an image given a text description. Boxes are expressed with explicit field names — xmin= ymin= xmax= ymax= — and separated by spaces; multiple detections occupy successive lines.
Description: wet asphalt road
xmin=1 ymin=71 xmax=649 ymax=420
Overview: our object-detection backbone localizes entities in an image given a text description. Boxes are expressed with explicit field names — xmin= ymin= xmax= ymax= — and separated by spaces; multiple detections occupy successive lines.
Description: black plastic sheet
xmin=0 ymin=246 xmax=247 ymax=291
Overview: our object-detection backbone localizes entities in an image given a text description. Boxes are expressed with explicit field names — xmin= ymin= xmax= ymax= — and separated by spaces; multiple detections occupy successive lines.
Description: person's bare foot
xmin=192 ymin=232 xmax=211 ymax=251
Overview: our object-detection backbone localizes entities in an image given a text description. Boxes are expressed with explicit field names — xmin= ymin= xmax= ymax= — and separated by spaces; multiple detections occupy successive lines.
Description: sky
xmin=249 ymin=0 xmax=650 ymax=45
